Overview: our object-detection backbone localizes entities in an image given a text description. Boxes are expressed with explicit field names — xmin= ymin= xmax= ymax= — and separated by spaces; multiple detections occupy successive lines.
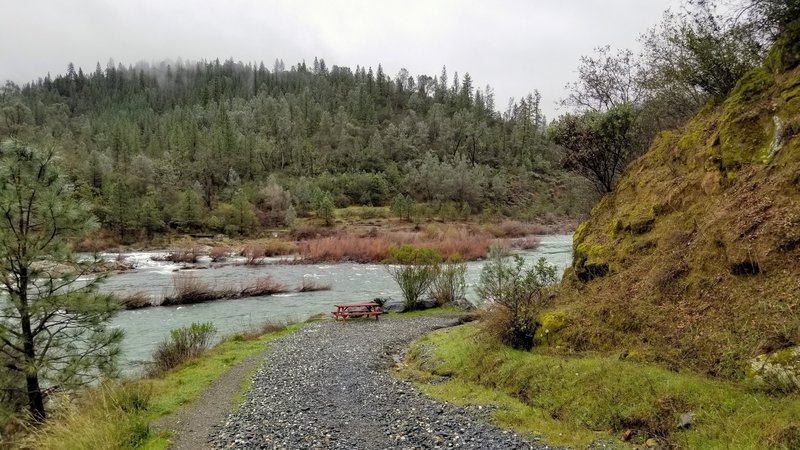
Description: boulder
xmin=448 ymin=297 xmax=475 ymax=311
xmin=379 ymin=297 xmax=405 ymax=313
xmin=418 ymin=297 xmax=437 ymax=310
xmin=747 ymin=346 xmax=800 ymax=392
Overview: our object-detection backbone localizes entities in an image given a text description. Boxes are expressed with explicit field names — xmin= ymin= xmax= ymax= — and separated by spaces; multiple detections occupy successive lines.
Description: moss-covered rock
xmin=573 ymin=240 xmax=609 ymax=282
xmin=747 ymin=347 xmax=800 ymax=393
xmin=534 ymin=310 xmax=568 ymax=346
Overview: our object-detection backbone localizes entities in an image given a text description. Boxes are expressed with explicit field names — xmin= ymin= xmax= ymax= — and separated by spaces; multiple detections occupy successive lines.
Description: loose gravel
xmin=211 ymin=316 xmax=553 ymax=449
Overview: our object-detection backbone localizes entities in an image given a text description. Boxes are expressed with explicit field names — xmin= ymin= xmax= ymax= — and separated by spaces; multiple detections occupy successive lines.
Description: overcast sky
xmin=0 ymin=0 xmax=679 ymax=118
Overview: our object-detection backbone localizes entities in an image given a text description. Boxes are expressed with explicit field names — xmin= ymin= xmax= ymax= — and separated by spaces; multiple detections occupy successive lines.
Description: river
xmin=102 ymin=234 xmax=573 ymax=372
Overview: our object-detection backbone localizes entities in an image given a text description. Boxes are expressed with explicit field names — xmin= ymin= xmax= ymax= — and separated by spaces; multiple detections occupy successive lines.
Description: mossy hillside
xmin=559 ymin=62 xmax=800 ymax=379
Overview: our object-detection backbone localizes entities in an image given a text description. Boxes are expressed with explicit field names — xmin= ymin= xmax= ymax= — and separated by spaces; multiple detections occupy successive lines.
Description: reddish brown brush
xmin=239 ymin=276 xmax=290 ymax=296
xmin=208 ymin=246 xmax=231 ymax=262
xmin=296 ymin=278 xmax=332 ymax=292
xmin=161 ymin=247 xmax=202 ymax=263
xmin=296 ymin=236 xmax=393 ymax=263
xmin=242 ymin=241 xmax=296 ymax=265
xmin=163 ymin=274 xmax=220 ymax=305
xmin=505 ymin=236 xmax=542 ymax=250
xmin=117 ymin=292 xmax=153 ymax=309
xmin=296 ymin=226 xmax=491 ymax=263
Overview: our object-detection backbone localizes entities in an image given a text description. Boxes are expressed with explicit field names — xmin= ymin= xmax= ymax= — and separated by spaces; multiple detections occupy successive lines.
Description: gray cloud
xmin=0 ymin=0 xmax=678 ymax=118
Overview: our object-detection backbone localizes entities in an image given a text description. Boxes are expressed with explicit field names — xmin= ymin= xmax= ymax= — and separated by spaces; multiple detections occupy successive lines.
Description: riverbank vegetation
xmin=24 ymin=321 xmax=302 ymax=449
xmin=402 ymin=324 xmax=800 ymax=449
xmin=402 ymin=1 xmax=800 ymax=448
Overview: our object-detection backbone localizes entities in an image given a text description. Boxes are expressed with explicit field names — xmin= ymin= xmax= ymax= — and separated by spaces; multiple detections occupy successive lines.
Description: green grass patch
xmin=143 ymin=323 xmax=301 ymax=419
xmin=401 ymin=324 xmax=800 ymax=449
xmin=29 ymin=323 xmax=303 ymax=450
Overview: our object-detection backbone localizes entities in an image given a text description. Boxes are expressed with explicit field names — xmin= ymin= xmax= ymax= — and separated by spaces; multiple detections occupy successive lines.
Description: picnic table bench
xmin=332 ymin=302 xmax=382 ymax=321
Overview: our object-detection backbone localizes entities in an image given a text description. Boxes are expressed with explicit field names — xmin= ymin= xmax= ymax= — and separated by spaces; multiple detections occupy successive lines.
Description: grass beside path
xmin=401 ymin=323 xmax=800 ymax=449
xmin=29 ymin=323 xmax=304 ymax=450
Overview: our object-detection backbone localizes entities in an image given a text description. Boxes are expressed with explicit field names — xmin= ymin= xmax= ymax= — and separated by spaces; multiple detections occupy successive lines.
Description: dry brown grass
xmin=208 ymin=246 xmax=231 ymax=262
xmin=485 ymin=220 xmax=548 ymax=238
xmin=290 ymin=224 xmax=336 ymax=241
xmin=296 ymin=278 xmax=332 ymax=292
xmin=242 ymin=241 xmax=296 ymax=265
xmin=153 ymin=247 xmax=203 ymax=264
xmin=296 ymin=225 xmax=491 ymax=263
xmin=117 ymin=292 xmax=153 ymax=309
xmin=504 ymin=236 xmax=542 ymax=250
xmin=239 ymin=276 xmax=290 ymax=297
xmin=162 ymin=274 xmax=221 ymax=305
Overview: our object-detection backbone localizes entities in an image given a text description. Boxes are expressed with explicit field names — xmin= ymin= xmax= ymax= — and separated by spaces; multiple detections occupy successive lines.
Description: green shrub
xmin=477 ymin=245 xmax=557 ymax=350
xmin=386 ymin=245 xmax=442 ymax=310
xmin=149 ymin=322 xmax=217 ymax=376
xmin=431 ymin=256 xmax=467 ymax=305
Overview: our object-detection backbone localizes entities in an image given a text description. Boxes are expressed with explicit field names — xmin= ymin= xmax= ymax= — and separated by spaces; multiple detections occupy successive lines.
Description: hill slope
xmin=555 ymin=43 xmax=800 ymax=380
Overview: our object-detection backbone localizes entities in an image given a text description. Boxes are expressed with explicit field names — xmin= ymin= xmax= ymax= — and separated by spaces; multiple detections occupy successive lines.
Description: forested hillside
xmin=0 ymin=59 xmax=591 ymax=242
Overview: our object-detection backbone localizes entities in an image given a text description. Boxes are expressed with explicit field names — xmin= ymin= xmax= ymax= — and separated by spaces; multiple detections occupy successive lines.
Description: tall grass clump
xmin=162 ymin=273 xmax=220 ymax=305
xmin=117 ymin=291 xmax=153 ymax=309
xmin=430 ymin=256 xmax=467 ymax=305
xmin=477 ymin=244 xmax=557 ymax=350
xmin=386 ymin=245 xmax=441 ymax=310
xmin=239 ymin=276 xmax=290 ymax=296
xmin=159 ymin=247 xmax=202 ymax=263
xmin=208 ymin=246 xmax=231 ymax=262
xmin=296 ymin=277 xmax=332 ymax=292
xmin=242 ymin=241 xmax=296 ymax=265
xmin=149 ymin=322 xmax=217 ymax=376
xmin=28 ymin=382 xmax=151 ymax=450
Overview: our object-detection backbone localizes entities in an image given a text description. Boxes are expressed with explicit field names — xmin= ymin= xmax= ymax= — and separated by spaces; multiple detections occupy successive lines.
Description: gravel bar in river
xmin=211 ymin=316 xmax=553 ymax=449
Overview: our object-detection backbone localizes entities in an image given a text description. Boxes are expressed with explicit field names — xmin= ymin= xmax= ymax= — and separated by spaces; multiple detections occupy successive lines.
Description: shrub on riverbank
xmin=430 ymin=257 xmax=467 ymax=305
xmin=149 ymin=322 xmax=217 ymax=376
xmin=386 ymin=246 xmax=441 ymax=310
xmin=477 ymin=245 xmax=558 ymax=350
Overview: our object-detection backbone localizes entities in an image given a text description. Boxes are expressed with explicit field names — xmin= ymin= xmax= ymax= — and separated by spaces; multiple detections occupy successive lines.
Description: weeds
xmin=430 ymin=257 xmax=467 ymax=305
xmin=149 ymin=322 xmax=217 ymax=376
xmin=296 ymin=278 xmax=332 ymax=292
xmin=27 ymin=382 xmax=151 ymax=450
xmin=162 ymin=274 xmax=220 ymax=305
xmin=386 ymin=246 xmax=441 ymax=310
xmin=477 ymin=244 xmax=557 ymax=350
xmin=208 ymin=246 xmax=231 ymax=262
xmin=239 ymin=276 xmax=290 ymax=297
xmin=117 ymin=292 xmax=153 ymax=309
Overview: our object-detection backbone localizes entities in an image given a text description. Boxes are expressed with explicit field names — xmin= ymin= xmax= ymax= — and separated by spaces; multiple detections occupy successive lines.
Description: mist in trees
xmin=0 ymin=58 xmax=589 ymax=239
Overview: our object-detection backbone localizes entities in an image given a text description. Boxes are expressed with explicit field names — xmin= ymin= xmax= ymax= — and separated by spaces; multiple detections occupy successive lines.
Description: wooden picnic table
xmin=331 ymin=302 xmax=382 ymax=321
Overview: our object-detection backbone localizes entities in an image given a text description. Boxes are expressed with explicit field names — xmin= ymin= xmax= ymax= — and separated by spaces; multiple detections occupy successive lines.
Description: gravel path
xmin=152 ymin=348 xmax=267 ymax=450
xmin=211 ymin=316 xmax=550 ymax=449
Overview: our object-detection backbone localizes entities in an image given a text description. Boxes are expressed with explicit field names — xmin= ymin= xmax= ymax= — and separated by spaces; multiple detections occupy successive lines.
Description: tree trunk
xmin=26 ymin=375 xmax=45 ymax=422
